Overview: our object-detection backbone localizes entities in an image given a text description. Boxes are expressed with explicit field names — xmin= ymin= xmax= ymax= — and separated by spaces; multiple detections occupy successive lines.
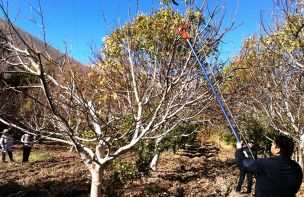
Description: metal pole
xmin=186 ymin=39 xmax=240 ymax=142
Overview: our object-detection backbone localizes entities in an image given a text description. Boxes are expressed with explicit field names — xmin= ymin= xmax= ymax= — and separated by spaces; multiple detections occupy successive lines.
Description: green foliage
xmin=134 ymin=139 xmax=154 ymax=176
xmin=219 ymin=130 xmax=236 ymax=145
xmin=104 ymin=124 xmax=200 ymax=192
xmin=1 ymin=73 xmax=39 ymax=87
xmin=100 ymin=7 xmax=208 ymax=73
xmin=240 ymin=117 xmax=277 ymax=149
xmin=113 ymin=161 xmax=140 ymax=183
xmin=104 ymin=159 xmax=142 ymax=195
xmin=28 ymin=147 xmax=54 ymax=163
xmin=102 ymin=8 xmax=186 ymax=60
xmin=161 ymin=124 xmax=199 ymax=152
xmin=105 ymin=140 xmax=154 ymax=189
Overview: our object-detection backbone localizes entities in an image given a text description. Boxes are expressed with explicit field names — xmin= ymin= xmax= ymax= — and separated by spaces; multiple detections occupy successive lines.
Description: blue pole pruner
xmin=177 ymin=23 xmax=240 ymax=143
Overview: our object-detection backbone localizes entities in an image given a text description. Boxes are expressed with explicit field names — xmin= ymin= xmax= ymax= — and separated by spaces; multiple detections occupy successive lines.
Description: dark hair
xmin=274 ymin=135 xmax=294 ymax=158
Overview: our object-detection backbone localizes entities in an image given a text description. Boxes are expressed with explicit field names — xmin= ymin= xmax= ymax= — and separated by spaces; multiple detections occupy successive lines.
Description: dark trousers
xmin=22 ymin=146 xmax=32 ymax=162
xmin=2 ymin=150 xmax=13 ymax=162
xmin=236 ymin=169 xmax=253 ymax=193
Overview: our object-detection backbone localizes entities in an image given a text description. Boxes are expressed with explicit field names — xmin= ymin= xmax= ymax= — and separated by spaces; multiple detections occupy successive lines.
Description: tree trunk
xmin=90 ymin=164 xmax=104 ymax=197
xmin=78 ymin=144 xmax=107 ymax=197
xmin=294 ymin=145 xmax=304 ymax=170
xmin=149 ymin=153 xmax=159 ymax=171
xmin=149 ymin=136 xmax=162 ymax=171
xmin=299 ymin=136 xmax=304 ymax=170
xmin=299 ymin=148 xmax=304 ymax=170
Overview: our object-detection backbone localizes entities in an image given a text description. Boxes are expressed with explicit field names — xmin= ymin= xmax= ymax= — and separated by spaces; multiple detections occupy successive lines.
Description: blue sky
xmin=4 ymin=0 xmax=275 ymax=65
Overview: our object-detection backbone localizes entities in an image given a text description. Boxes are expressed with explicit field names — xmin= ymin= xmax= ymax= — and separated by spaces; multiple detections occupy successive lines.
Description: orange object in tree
xmin=177 ymin=23 xmax=190 ymax=40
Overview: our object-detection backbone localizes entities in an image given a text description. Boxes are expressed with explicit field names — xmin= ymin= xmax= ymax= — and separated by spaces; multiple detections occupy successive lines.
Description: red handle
xmin=177 ymin=23 xmax=190 ymax=40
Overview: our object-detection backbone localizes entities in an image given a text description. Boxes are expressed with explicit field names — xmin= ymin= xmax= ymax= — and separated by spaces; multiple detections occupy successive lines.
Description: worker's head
xmin=271 ymin=135 xmax=294 ymax=158
xmin=248 ymin=141 xmax=255 ymax=148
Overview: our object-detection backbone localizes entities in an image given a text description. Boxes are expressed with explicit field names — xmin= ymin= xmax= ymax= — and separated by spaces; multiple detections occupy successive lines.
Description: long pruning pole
xmin=178 ymin=23 xmax=240 ymax=143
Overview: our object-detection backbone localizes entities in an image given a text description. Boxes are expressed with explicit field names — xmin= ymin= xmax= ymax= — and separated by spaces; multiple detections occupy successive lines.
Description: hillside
xmin=0 ymin=18 xmax=87 ymax=72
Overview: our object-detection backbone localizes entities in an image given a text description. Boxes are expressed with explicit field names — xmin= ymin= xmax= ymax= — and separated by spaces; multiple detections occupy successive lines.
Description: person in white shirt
xmin=20 ymin=133 xmax=34 ymax=162
xmin=0 ymin=128 xmax=14 ymax=162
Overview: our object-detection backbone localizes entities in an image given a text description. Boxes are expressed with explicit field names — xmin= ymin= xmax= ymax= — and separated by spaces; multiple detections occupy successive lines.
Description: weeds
xmin=29 ymin=146 xmax=54 ymax=163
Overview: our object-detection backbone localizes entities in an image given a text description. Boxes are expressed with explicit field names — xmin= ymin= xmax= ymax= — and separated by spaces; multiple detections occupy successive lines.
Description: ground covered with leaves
xmin=0 ymin=142 xmax=303 ymax=197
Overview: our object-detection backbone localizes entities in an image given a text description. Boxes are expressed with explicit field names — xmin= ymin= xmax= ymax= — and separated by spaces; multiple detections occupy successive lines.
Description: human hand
xmin=236 ymin=141 xmax=243 ymax=149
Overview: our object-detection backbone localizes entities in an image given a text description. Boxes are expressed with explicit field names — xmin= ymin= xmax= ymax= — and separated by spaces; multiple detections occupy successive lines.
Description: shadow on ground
xmin=0 ymin=179 xmax=89 ymax=197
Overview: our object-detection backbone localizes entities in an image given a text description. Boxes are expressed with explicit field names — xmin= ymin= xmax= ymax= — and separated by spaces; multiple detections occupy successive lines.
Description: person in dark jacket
xmin=21 ymin=133 xmax=34 ymax=162
xmin=236 ymin=135 xmax=303 ymax=197
xmin=236 ymin=141 xmax=257 ymax=193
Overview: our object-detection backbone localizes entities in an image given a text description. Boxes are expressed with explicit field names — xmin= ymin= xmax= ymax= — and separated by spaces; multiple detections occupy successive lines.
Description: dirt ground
xmin=0 ymin=142 xmax=303 ymax=197
xmin=0 ymin=144 xmax=90 ymax=197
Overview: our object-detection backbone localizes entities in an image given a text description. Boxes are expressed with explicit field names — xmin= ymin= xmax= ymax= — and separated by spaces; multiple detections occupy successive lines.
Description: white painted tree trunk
xmin=299 ymin=149 xmax=303 ymax=170
xmin=90 ymin=165 xmax=104 ymax=197
xmin=79 ymin=143 xmax=107 ymax=197
xmin=149 ymin=136 xmax=162 ymax=171
xmin=299 ymin=135 xmax=304 ymax=170
xmin=149 ymin=153 xmax=159 ymax=171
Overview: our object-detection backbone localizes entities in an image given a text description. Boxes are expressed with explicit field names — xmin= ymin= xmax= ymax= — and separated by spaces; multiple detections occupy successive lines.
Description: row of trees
xmin=223 ymin=0 xmax=304 ymax=165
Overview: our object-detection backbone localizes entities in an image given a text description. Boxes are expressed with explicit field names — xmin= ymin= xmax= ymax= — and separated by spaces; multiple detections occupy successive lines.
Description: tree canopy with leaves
xmin=223 ymin=0 xmax=304 ymax=164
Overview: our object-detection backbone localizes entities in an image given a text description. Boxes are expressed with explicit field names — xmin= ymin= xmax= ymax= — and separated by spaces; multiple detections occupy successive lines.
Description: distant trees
xmin=0 ymin=1 xmax=235 ymax=196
